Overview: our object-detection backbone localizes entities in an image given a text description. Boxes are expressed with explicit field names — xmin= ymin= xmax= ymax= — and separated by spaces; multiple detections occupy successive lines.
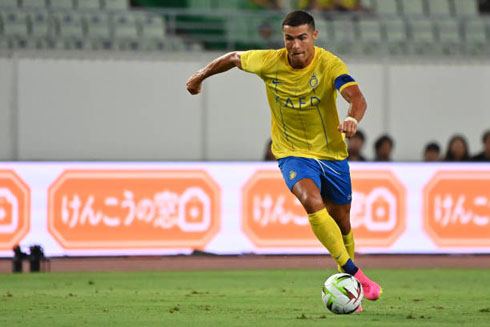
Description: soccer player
xmin=186 ymin=10 xmax=382 ymax=309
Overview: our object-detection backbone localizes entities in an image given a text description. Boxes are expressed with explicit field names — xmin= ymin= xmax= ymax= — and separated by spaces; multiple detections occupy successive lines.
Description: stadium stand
xmin=0 ymin=0 xmax=488 ymax=55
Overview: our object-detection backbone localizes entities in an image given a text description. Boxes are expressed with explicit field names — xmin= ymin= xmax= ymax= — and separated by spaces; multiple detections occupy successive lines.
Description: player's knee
xmin=301 ymin=195 xmax=324 ymax=214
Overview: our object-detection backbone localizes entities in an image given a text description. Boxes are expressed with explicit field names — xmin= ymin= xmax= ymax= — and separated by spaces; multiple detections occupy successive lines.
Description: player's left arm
xmin=337 ymin=84 xmax=367 ymax=138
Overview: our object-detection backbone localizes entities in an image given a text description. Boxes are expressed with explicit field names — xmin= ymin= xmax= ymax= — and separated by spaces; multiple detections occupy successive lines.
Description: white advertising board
xmin=0 ymin=162 xmax=488 ymax=257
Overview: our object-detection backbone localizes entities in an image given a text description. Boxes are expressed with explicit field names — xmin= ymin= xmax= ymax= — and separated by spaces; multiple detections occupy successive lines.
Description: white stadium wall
xmin=0 ymin=52 xmax=489 ymax=161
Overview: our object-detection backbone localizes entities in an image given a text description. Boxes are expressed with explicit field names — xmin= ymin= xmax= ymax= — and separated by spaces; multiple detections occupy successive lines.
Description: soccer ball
xmin=322 ymin=273 xmax=363 ymax=314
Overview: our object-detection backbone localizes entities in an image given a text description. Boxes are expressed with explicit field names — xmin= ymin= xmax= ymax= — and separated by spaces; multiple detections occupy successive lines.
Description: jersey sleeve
xmin=240 ymin=50 xmax=272 ymax=78
xmin=329 ymin=57 xmax=358 ymax=92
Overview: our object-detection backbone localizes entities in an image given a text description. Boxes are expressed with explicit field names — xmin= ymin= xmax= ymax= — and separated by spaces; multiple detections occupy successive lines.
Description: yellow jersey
xmin=241 ymin=46 xmax=357 ymax=161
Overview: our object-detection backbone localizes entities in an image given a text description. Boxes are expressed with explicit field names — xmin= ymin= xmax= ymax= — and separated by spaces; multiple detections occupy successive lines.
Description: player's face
xmin=282 ymin=24 xmax=318 ymax=69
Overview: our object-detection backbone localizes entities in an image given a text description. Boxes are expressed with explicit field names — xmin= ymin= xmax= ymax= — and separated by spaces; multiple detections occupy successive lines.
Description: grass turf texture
xmin=0 ymin=268 xmax=489 ymax=326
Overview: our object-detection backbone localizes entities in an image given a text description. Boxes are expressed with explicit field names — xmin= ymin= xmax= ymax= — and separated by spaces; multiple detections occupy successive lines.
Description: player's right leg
xmin=324 ymin=201 xmax=355 ymax=273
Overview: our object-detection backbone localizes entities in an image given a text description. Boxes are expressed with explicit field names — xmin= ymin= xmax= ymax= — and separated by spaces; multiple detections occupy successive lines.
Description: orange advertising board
xmin=242 ymin=169 xmax=406 ymax=248
xmin=350 ymin=170 xmax=406 ymax=247
xmin=47 ymin=170 xmax=220 ymax=249
xmin=242 ymin=170 xmax=314 ymax=247
xmin=423 ymin=171 xmax=490 ymax=247
xmin=0 ymin=170 xmax=30 ymax=250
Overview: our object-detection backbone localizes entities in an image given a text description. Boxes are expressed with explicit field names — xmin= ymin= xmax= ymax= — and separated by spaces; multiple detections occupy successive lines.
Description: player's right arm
xmin=186 ymin=51 xmax=243 ymax=95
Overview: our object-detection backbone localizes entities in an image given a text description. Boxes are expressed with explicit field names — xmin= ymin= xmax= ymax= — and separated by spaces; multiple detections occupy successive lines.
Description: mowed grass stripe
xmin=0 ymin=268 xmax=488 ymax=326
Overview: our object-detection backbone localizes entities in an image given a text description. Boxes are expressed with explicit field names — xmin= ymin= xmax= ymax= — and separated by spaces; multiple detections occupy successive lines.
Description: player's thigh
xmin=278 ymin=157 xmax=325 ymax=214
xmin=318 ymin=159 xmax=352 ymax=205
xmin=292 ymin=178 xmax=324 ymax=214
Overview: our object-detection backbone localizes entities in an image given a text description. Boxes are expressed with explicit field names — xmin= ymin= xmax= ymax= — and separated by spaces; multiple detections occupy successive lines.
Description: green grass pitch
xmin=0 ymin=268 xmax=489 ymax=326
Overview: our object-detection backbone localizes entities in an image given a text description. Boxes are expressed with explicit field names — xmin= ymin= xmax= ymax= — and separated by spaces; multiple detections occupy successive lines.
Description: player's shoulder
xmin=315 ymin=46 xmax=344 ymax=65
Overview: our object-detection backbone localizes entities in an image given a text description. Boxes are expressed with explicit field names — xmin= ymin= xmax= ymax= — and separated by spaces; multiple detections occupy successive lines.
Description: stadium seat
xmin=28 ymin=10 xmax=51 ymax=37
xmin=358 ymin=19 xmax=383 ymax=54
xmin=407 ymin=19 xmax=435 ymax=54
xmin=409 ymin=18 xmax=434 ymax=43
xmin=21 ymin=0 xmax=48 ymax=9
xmin=399 ymin=0 xmax=425 ymax=16
xmin=215 ymin=0 xmax=241 ymax=10
xmin=383 ymin=18 xmax=407 ymax=54
xmin=104 ymin=0 xmax=128 ymax=10
xmin=332 ymin=18 xmax=356 ymax=43
xmin=374 ymin=0 xmax=400 ymax=16
xmin=187 ymin=0 xmax=213 ymax=10
xmin=383 ymin=18 xmax=406 ymax=42
xmin=77 ymin=0 xmax=101 ymax=10
xmin=0 ymin=38 xmax=9 ymax=48
xmin=54 ymin=11 xmax=88 ymax=49
xmin=85 ymin=12 xmax=111 ymax=49
xmin=462 ymin=18 xmax=488 ymax=55
xmin=434 ymin=19 xmax=461 ymax=55
xmin=112 ymin=12 xmax=139 ymax=50
xmin=314 ymin=18 xmax=332 ymax=48
xmin=139 ymin=13 xmax=166 ymax=39
xmin=436 ymin=19 xmax=460 ymax=44
xmin=427 ymin=0 xmax=451 ymax=17
xmin=1 ymin=11 xmax=28 ymax=37
xmin=25 ymin=11 xmax=51 ymax=49
xmin=453 ymin=0 xmax=479 ymax=16
xmin=49 ymin=0 xmax=75 ymax=9
xmin=358 ymin=19 xmax=383 ymax=42
xmin=0 ymin=0 xmax=18 ymax=9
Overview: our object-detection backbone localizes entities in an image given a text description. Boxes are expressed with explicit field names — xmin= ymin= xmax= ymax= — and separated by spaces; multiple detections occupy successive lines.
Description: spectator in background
xmin=373 ymin=134 xmax=394 ymax=161
xmin=335 ymin=0 xmax=365 ymax=11
xmin=263 ymin=138 xmax=276 ymax=161
xmin=347 ymin=130 xmax=366 ymax=161
xmin=247 ymin=0 xmax=283 ymax=10
xmin=472 ymin=129 xmax=490 ymax=161
xmin=258 ymin=21 xmax=283 ymax=49
xmin=297 ymin=0 xmax=335 ymax=11
xmin=423 ymin=142 xmax=441 ymax=162
xmin=444 ymin=134 xmax=470 ymax=161
xmin=297 ymin=0 xmax=365 ymax=11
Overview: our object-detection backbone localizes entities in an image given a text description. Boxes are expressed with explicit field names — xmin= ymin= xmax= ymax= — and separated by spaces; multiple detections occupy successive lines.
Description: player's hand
xmin=186 ymin=73 xmax=203 ymax=95
xmin=338 ymin=120 xmax=357 ymax=138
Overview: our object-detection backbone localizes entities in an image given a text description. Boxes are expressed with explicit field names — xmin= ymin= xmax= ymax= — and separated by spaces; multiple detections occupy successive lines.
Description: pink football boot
xmin=354 ymin=269 xmax=382 ymax=301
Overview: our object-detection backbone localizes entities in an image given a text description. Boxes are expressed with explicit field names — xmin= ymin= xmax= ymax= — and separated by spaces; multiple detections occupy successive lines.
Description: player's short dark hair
xmin=424 ymin=142 xmax=440 ymax=153
xmin=482 ymin=130 xmax=490 ymax=143
xmin=282 ymin=10 xmax=315 ymax=31
xmin=375 ymin=134 xmax=394 ymax=150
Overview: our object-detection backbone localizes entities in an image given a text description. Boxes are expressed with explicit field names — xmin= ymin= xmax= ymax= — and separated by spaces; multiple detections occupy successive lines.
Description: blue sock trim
xmin=341 ymin=259 xmax=359 ymax=275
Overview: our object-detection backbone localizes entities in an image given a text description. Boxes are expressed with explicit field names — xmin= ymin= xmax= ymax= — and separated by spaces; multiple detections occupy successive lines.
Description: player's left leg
xmin=318 ymin=159 xmax=382 ymax=301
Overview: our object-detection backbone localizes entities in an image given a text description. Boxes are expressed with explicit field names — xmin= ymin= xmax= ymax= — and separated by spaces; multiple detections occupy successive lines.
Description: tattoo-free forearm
xmin=195 ymin=52 xmax=241 ymax=82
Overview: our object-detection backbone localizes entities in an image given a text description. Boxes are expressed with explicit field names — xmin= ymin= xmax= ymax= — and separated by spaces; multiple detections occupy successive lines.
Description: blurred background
xmin=0 ymin=0 xmax=489 ymax=162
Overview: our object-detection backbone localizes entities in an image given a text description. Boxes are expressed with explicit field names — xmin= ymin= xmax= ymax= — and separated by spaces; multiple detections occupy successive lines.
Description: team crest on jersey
xmin=289 ymin=170 xmax=297 ymax=180
xmin=309 ymin=74 xmax=318 ymax=89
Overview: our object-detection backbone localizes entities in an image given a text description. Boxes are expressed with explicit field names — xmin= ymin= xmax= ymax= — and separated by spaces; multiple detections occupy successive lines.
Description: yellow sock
xmin=338 ymin=230 xmax=355 ymax=272
xmin=308 ymin=208 xmax=350 ymax=267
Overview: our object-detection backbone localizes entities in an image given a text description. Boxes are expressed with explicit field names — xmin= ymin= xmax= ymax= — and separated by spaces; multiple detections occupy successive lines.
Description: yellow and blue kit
xmin=241 ymin=46 xmax=357 ymax=204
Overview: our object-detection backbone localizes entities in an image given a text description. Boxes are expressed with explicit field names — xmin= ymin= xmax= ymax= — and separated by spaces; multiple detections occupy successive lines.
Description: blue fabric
xmin=341 ymin=259 xmax=359 ymax=275
xmin=277 ymin=156 xmax=352 ymax=205
xmin=334 ymin=74 xmax=355 ymax=91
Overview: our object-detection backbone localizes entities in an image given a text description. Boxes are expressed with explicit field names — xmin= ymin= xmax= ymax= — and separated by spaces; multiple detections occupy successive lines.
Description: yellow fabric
xmin=241 ymin=47 xmax=356 ymax=161
xmin=338 ymin=229 xmax=355 ymax=272
xmin=307 ymin=208 xmax=350 ymax=266
xmin=338 ymin=0 xmax=360 ymax=10
xmin=343 ymin=229 xmax=355 ymax=260
xmin=297 ymin=0 xmax=334 ymax=10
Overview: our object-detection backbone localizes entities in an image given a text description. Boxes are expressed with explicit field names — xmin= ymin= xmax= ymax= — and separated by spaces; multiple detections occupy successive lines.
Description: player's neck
xmin=288 ymin=47 xmax=315 ymax=69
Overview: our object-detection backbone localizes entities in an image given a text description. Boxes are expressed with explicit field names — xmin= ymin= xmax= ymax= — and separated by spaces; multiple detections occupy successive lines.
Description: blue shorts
xmin=278 ymin=157 xmax=352 ymax=205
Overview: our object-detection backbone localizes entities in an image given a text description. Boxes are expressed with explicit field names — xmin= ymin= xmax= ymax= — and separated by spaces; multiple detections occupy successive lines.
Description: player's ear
xmin=313 ymin=29 xmax=318 ymax=40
